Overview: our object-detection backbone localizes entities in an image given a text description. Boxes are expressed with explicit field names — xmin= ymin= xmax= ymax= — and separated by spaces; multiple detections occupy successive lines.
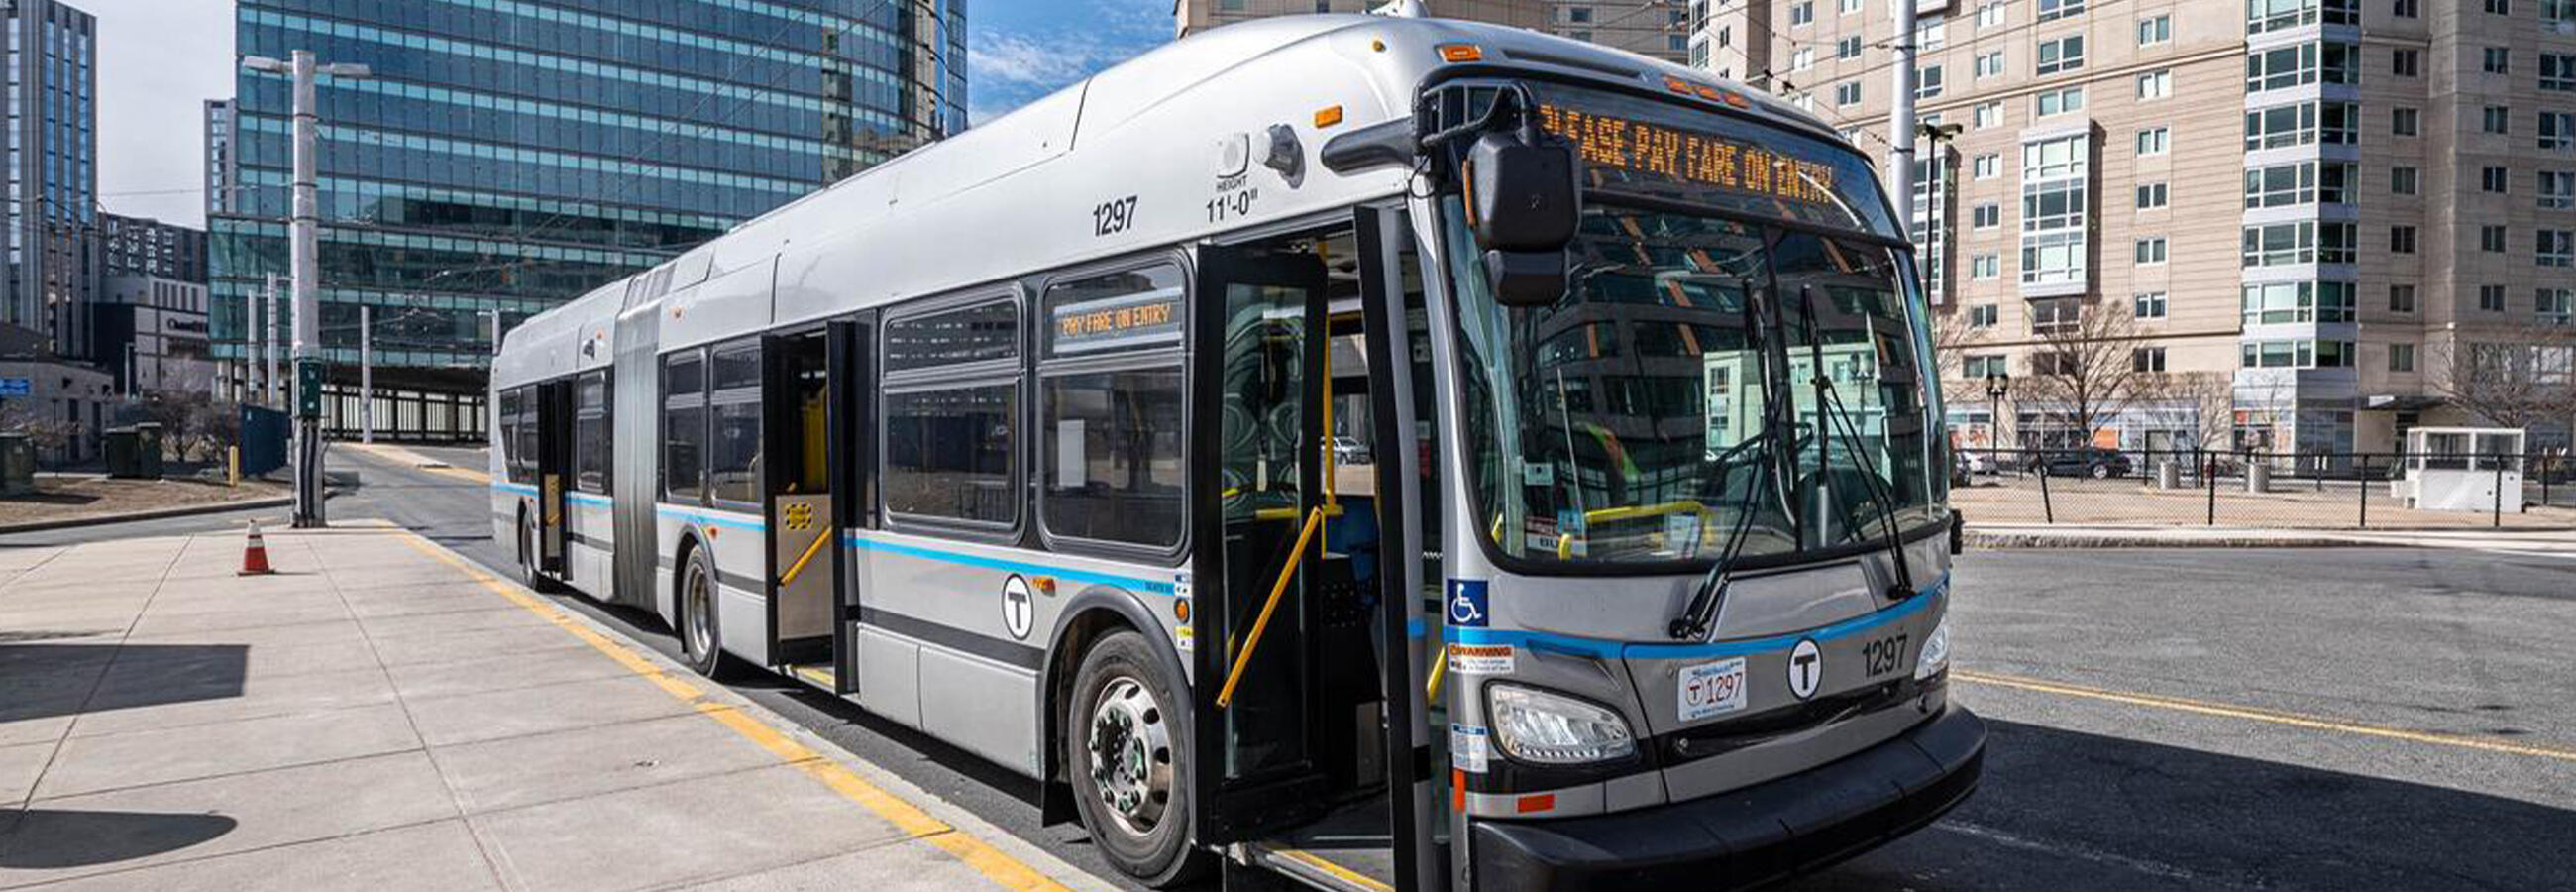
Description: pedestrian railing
xmin=1951 ymin=447 xmax=2576 ymax=529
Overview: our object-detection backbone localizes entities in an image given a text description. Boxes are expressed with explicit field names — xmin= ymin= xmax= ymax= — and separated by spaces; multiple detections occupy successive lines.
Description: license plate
xmin=1678 ymin=657 xmax=1748 ymax=722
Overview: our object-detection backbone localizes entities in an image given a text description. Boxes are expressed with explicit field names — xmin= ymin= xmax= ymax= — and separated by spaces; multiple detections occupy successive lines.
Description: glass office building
xmin=3 ymin=0 xmax=96 ymax=358
xmin=210 ymin=0 xmax=967 ymax=439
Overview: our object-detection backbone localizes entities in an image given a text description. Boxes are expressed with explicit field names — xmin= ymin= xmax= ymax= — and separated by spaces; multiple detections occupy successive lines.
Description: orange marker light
xmin=1033 ymin=576 xmax=1057 ymax=596
xmin=1173 ymin=599 xmax=1192 ymax=622
xmin=1314 ymin=105 xmax=1344 ymax=128
xmin=1515 ymin=794 xmax=1556 ymax=814
xmin=1438 ymin=44 xmax=1483 ymax=62
xmin=1722 ymin=91 xmax=1753 ymax=109
xmin=1664 ymin=75 xmax=1692 ymax=94
xmin=1693 ymin=84 xmax=1723 ymax=101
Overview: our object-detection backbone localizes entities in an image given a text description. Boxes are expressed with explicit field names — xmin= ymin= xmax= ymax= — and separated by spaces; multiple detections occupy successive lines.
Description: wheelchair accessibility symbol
xmin=1447 ymin=580 xmax=1489 ymax=628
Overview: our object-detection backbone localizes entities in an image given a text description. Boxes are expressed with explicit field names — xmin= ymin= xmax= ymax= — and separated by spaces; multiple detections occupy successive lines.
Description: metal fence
xmin=1951 ymin=447 xmax=2576 ymax=530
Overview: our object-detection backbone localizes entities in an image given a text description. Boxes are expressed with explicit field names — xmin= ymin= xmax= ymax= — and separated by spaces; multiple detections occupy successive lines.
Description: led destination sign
xmin=1535 ymin=104 xmax=1839 ymax=205
xmin=1050 ymin=286 xmax=1183 ymax=355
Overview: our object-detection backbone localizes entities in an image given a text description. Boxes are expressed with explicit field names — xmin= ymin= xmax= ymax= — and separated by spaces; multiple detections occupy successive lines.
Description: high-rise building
xmin=209 ymin=0 xmax=967 ymax=439
xmin=1 ymin=0 xmax=96 ymax=359
xmin=1735 ymin=0 xmax=2576 ymax=454
xmin=91 ymin=214 xmax=212 ymax=396
xmin=1175 ymin=1 xmax=1696 ymax=65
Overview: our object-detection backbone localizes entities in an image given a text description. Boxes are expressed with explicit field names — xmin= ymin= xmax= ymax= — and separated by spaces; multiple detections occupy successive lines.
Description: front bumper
xmin=1470 ymin=702 xmax=1986 ymax=892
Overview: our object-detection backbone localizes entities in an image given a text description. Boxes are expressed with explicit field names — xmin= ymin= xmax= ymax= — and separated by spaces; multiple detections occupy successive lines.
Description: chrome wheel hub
xmin=1086 ymin=676 xmax=1172 ymax=836
xmin=684 ymin=565 xmax=713 ymax=658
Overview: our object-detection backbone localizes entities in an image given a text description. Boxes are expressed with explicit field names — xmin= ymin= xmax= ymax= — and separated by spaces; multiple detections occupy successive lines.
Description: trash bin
xmin=0 ymin=432 xmax=31 ymax=496
xmin=2247 ymin=461 xmax=2271 ymax=494
xmin=103 ymin=427 xmax=141 ymax=478
xmin=2157 ymin=460 xmax=2180 ymax=490
xmin=134 ymin=423 xmax=164 ymax=479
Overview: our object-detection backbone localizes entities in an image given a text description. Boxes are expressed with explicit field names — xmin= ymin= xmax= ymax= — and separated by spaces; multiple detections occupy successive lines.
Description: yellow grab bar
xmin=778 ymin=530 xmax=830 ymax=587
xmin=1583 ymin=500 xmax=1712 ymax=525
xmin=1216 ymin=504 xmax=1330 ymax=709
xmin=1424 ymin=644 xmax=1448 ymax=704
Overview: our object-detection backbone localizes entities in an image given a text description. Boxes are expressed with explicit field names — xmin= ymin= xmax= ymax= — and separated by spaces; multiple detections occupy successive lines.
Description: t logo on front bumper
xmin=1787 ymin=638 xmax=1822 ymax=700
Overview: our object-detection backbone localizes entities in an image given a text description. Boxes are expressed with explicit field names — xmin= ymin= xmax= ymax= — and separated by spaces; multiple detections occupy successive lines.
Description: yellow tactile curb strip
xmin=1955 ymin=669 xmax=2576 ymax=762
xmin=390 ymin=529 xmax=1079 ymax=892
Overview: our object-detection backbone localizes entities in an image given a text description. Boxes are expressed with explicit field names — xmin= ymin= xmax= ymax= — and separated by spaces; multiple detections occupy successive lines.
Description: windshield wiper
xmin=1793 ymin=285 xmax=1919 ymax=601
xmin=1666 ymin=430 xmax=1775 ymax=640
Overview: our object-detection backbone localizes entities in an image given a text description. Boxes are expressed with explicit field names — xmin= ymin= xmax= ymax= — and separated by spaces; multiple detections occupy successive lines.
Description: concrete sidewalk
xmin=0 ymin=522 xmax=1116 ymax=891
xmin=1969 ymin=523 xmax=2576 ymax=554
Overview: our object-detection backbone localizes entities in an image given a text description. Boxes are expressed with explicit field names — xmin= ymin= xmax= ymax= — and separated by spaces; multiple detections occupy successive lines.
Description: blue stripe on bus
xmin=842 ymin=533 xmax=1177 ymax=595
xmin=491 ymin=481 xmax=538 ymax=497
xmin=568 ymin=493 xmax=611 ymax=507
xmin=1442 ymin=571 xmax=1946 ymax=661
xmin=655 ymin=504 xmax=766 ymax=531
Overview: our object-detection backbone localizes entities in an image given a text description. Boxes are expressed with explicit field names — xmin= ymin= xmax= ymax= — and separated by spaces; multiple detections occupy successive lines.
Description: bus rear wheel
xmin=1065 ymin=629 xmax=1207 ymax=886
xmin=517 ymin=512 xmax=561 ymax=593
xmin=678 ymin=547 xmax=729 ymax=679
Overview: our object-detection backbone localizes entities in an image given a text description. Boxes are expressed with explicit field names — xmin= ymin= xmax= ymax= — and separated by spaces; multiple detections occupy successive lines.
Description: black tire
xmin=2091 ymin=463 xmax=2113 ymax=480
xmin=677 ymin=545 xmax=730 ymax=679
xmin=1065 ymin=629 xmax=1208 ymax=886
xmin=518 ymin=511 xmax=563 ymax=593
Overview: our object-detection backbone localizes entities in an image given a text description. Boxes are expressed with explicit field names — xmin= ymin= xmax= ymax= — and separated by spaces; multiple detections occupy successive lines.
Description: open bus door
xmin=536 ymin=379 xmax=573 ymax=578
xmin=764 ymin=328 xmax=838 ymax=675
xmin=1193 ymin=211 xmax=1441 ymax=890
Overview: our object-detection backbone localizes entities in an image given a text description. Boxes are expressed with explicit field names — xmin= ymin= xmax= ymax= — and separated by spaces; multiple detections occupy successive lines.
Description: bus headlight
xmin=1487 ymin=684 xmax=1636 ymax=764
xmin=1914 ymin=618 xmax=1951 ymax=681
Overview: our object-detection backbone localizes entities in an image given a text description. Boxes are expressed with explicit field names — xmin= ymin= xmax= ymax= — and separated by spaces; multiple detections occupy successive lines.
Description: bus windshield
xmin=1442 ymin=85 xmax=1941 ymax=569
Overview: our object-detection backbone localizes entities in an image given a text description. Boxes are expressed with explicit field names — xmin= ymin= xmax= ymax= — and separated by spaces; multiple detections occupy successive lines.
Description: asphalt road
xmin=20 ymin=445 xmax=2572 ymax=891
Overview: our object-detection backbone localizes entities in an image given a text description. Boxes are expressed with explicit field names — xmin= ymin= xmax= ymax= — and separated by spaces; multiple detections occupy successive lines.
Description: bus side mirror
xmin=1465 ymin=131 xmax=1578 ymax=308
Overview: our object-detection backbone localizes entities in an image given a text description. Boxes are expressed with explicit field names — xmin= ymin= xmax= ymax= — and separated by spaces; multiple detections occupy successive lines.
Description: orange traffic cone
xmin=239 ymin=520 xmax=275 ymax=576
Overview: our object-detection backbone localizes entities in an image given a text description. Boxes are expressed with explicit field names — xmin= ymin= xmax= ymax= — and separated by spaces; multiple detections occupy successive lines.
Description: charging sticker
xmin=1450 ymin=724 xmax=1491 ymax=773
xmin=1448 ymin=643 xmax=1515 ymax=674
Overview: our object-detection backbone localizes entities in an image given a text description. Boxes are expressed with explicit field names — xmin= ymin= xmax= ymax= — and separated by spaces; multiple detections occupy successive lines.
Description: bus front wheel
xmin=1065 ymin=629 xmax=1208 ymax=886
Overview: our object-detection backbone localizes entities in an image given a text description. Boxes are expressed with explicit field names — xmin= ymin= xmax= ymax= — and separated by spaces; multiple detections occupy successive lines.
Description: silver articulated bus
xmin=489 ymin=14 xmax=1983 ymax=891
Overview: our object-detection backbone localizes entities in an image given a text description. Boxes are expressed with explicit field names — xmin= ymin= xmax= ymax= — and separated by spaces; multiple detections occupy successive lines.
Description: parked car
xmin=1959 ymin=451 xmax=1998 ymax=476
xmin=2031 ymin=447 xmax=2133 ymax=479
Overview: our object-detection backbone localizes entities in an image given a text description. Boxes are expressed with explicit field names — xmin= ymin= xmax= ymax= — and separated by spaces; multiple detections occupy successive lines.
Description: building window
xmin=1918 ymin=65 xmax=1946 ymax=98
xmin=2540 ymin=288 xmax=2576 ymax=325
xmin=1972 ymin=255 xmax=2002 ymax=279
xmin=2388 ymin=344 xmax=2416 ymax=372
xmin=1964 ymin=354 xmax=2009 ymax=378
xmin=2485 ymin=48 xmax=2512 ymax=75
xmin=2485 ymin=106 xmax=2512 ymax=135
xmin=1979 ymin=1 xmax=2007 ymax=27
xmin=2137 ymin=14 xmax=2171 ymax=45
xmin=1790 ymin=1 xmax=1814 ymax=25
xmin=2546 ymin=113 xmax=2576 ymax=151
xmin=1835 ymin=81 xmax=1862 ymax=106
xmin=1969 ymin=304 xmax=1999 ymax=327
xmin=2251 ymin=0 xmax=2359 ymax=32
xmin=1840 ymin=0 xmax=1864 ymax=12
xmin=1793 ymin=47 xmax=1816 ymax=70
xmin=2248 ymin=42 xmax=2359 ymax=92
xmin=2549 ymin=0 xmax=2576 ymax=28
xmin=2136 ymin=69 xmax=2172 ymax=99
xmin=1974 ymin=153 xmax=2002 ymax=178
xmin=1839 ymin=36 xmax=1864 ymax=58
xmin=2544 ymin=54 xmax=2576 ymax=91
xmin=2393 ymin=0 xmax=2417 ymax=17
xmin=2481 ymin=284 xmax=2509 ymax=311
xmin=2135 ymin=291 xmax=2169 ymax=317
xmin=2245 ymin=101 xmax=2359 ymax=149
xmin=1974 ymin=101 xmax=2004 ymax=129
xmin=2241 ymin=221 xmax=2357 ymax=266
xmin=2135 ymin=237 xmax=2169 ymax=263
xmin=2137 ymin=182 xmax=2169 ymax=209
xmin=2542 ymin=230 xmax=2576 ymax=267
xmin=1976 ymin=51 xmax=2005 ymax=79
xmin=2392 ymin=166 xmax=2418 ymax=195
xmin=2246 ymin=161 xmax=2356 ymax=207
xmin=2038 ymin=0 xmax=2086 ymax=19
xmin=2020 ymin=134 xmax=2092 ymax=288
xmin=1967 ymin=203 xmax=1997 ymax=229
xmin=2393 ymin=107 xmax=2419 ymax=136
xmin=2036 ymin=36 xmax=2085 ymax=74
xmin=2392 ymin=48 xmax=2419 ymax=77
xmin=2031 ymin=297 xmax=2082 ymax=333
xmin=2240 ymin=340 xmax=2356 ymax=369
xmin=2487 ymin=0 xmax=2509 ymax=13
xmin=2541 ymin=170 xmax=2575 ymax=209
xmin=2483 ymin=167 xmax=2511 ymax=193
xmin=2480 ymin=225 xmax=2509 ymax=253
xmin=2035 ymin=86 xmax=2085 ymax=116
xmin=2243 ymin=281 xmax=2358 ymax=324
xmin=2133 ymin=347 xmax=2167 ymax=373
xmin=2389 ymin=284 xmax=2416 ymax=313
xmin=2136 ymin=126 xmax=2170 ymax=155
xmin=2390 ymin=225 xmax=2417 ymax=254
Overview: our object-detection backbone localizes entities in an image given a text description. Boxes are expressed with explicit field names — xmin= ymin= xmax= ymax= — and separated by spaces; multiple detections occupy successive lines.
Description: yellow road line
xmin=1954 ymin=669 xmax=2576 ymax=762
xmin=391 ymin=530 xmax=1075 ymax=892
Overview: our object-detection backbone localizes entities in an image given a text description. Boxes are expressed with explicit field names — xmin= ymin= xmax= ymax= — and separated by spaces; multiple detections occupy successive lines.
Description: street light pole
xmin=265 ymin=275 xmax=280 ymax=407
xmin=245 ymin=51 xmax=370 ymax=528
xmin=1888 ymin=0 xmax=1917 ymax=240
xmin=360 ymin=304 xmax=373 ymax=444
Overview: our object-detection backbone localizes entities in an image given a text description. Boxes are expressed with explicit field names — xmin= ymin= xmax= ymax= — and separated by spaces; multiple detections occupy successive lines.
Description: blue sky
xmin=969 ymin=1 xmax=1174 ymax=125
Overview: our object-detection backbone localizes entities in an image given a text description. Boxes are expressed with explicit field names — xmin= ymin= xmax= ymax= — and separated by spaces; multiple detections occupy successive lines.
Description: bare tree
xmin=133 ymin=390 xmax=240 ymax=463
xmin=2151 ymin=371 xmax=2238 ymax=453
xmin=2428 ymin=324 xmax=2576 ymax=438
xmin=0 ymin=399 xmax=79 ymax=459
xmin=2014 ymin=301 xmax=2155 ymax=449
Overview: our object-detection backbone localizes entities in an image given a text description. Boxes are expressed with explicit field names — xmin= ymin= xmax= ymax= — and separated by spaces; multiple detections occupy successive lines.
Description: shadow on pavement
xmin=0 ymin=644 xmax=247 ymax=724
xmin=1793 ymin=719 xmax=2576 ymax=891
xmin=0 ymin=809 xmax=239 ymax=869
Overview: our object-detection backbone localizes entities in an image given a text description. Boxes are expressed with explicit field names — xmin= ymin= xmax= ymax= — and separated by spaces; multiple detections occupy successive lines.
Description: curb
xmin=0 ymin=494 xmax=297 ymax=535
xmin=1966 ymin=531 xmax=2368 ymax=549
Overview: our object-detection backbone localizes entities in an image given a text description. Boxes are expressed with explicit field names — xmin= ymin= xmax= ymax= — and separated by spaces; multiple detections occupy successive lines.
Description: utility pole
xmin=1888 ymin=0 xmax=1918 ymax=241
xmin=266 ymin=276 xmax=280 ymax=407
xmin=360 ymin=305 xmax=373 ymax=444
xmin=245 ymin=52 xmax=370 ymax=529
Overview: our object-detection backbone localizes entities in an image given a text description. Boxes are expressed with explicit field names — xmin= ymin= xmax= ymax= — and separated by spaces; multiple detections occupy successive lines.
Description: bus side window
xmin=1037 ymin=263 xmax=1187 ymax=551
xmin=707 ymin=341 xmax=763 ymax=507
xmin=575 ymin=371 xmax=610 ymax=495
xmin=881 ymin=294 xmax=1024 ymax=529
xmin=663 ymin=351 xmax=706 ymax=503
